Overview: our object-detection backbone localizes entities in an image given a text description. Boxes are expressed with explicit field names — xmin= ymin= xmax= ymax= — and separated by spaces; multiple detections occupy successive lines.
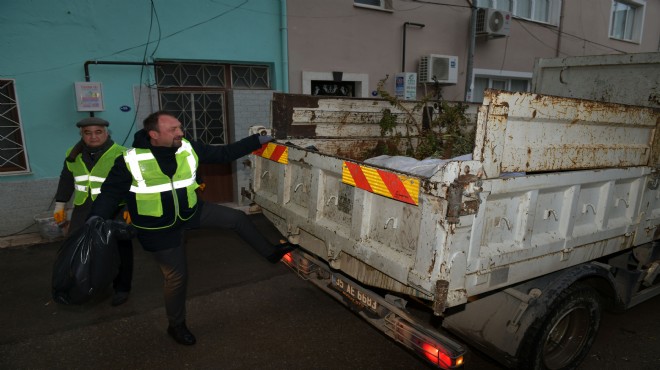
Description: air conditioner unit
xmin=476 ymin=8 xmax=511 ymax=37
xmin=418 ymin=55 xmax=458 ymax=84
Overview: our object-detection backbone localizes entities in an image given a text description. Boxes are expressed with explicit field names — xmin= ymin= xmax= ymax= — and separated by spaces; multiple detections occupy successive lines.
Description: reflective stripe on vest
xmin=124 ymin=141 xmax=198 ymax=194
xmin=66 ymin=143 xmax=125 ymax=205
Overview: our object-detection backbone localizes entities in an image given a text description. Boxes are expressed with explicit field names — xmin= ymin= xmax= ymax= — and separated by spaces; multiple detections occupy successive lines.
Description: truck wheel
xmin=520 ymin=283 xmax=601 ymax=370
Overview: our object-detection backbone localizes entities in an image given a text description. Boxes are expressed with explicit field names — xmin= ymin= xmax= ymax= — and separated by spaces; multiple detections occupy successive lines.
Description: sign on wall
xmin=395 ymin=72 xmax=417 ymax=100
xmin=74 ymin=82 xmax=104 ymax=111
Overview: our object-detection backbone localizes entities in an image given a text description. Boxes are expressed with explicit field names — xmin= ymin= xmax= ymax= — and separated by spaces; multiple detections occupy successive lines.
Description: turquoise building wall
xmin=0 ymin=0 xmax=285 ymax=236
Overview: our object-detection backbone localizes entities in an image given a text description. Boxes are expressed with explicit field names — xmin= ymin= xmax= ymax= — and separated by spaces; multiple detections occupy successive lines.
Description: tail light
xmin=389 ymin=316 xmax=464 ymax=369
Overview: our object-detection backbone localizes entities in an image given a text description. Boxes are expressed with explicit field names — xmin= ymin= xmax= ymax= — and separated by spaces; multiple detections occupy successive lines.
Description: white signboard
xmin=74 ymin=82 xmax=104 ymax=111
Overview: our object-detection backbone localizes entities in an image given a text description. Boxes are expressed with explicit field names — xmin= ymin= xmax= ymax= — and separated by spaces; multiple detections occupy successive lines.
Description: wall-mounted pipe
xmin=402 ymin=22 xmax=425 ymax=72
xmin=84 ymin=60 xmax=154 ymax=82
xmin=83 ymin=60 xmax=155 ymax=117
xmin=280 ymin=0 xmax=289 ymax=92
xmin=464 ymin=5 xmax=477 ymax=102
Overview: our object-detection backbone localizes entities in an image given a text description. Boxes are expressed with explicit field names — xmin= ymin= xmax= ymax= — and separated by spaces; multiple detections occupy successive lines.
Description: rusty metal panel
xmin=532 ymin=52 xmax=660 ymax=109
xmin=272 ymin=93 xmax=319 ymax=138
xmin=274 ymin=94 xmax=442 ymax=140
xmin=284 ymin=138 xmax=421 ymax=162
xmin=477 ymin=90 xmax=659 ymax=178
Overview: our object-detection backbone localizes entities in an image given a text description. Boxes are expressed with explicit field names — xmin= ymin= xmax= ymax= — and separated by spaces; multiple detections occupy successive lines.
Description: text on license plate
xmin=333 ymin=275 xmax=378 ymax=311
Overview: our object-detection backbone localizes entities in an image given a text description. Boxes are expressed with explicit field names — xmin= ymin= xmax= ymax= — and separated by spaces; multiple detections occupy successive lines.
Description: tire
xmin=518 ymin=283 xmax=601 ymax=370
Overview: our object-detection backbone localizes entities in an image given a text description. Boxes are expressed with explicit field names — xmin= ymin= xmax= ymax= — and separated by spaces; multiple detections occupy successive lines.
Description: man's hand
xmin=258 ymin=134 xmax=273 ymax=145
xmin=53 ymin=202 xmax=67 ymax=225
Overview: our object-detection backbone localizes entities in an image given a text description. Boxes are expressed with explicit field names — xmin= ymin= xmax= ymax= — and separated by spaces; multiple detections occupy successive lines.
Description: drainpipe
xmin=464 ymin=3 xmax=477 ymax=102
xmin=555 ymin=0 xmax=565 ymax=57
xmin=402 ymin=22 xmax=425 ymax=72
xmin=280 ymin=0 xmax=289 ymax=92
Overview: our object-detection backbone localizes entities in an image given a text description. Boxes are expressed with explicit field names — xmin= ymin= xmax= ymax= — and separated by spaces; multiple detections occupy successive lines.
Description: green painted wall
xmin=0 ymin=0 xmax=284 ymax=182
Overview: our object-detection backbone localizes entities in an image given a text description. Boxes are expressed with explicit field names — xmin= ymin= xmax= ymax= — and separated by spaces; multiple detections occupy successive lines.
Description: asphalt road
xmin=0 ymin=214 xmax=658 ymax=369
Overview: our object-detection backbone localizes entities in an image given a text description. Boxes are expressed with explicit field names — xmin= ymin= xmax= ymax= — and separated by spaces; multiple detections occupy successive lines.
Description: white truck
xmin=246 ymin=55 xmax=660 ymax=370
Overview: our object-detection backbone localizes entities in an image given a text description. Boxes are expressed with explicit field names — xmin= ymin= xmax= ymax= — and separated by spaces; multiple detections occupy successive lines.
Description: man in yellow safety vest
xmin=53 ymin=117 xmax=134 ymax=306
xmin=88 ymin=111 xmax=295 ymax=345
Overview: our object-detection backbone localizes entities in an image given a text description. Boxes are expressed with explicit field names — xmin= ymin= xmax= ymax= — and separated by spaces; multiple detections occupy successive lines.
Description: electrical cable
xmin=409 ymin=0 xmax=471 ymax=9
xmin=0 ymin=196 xmax=57 ymax=238
xmin=1 ymin=1 xmax=247 ymax=78
xmin=120 ymin=0 xmax=163 ymax=146
xmin=3 ymin=1 xmax=633 ymax=79
xmin=499 ymin=34 xmax=509 ymax=72
xmin=0 ymin=221 xmax=37 ymax=238
xmin=516 ymin=18 xmax=628 ymax=55
xmin=516 ymin=20 xmax=569 ymax=55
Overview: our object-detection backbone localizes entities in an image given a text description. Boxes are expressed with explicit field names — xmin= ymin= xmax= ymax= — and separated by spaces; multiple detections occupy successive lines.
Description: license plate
xmin=332 ymin=275 xmax=378 ymax=312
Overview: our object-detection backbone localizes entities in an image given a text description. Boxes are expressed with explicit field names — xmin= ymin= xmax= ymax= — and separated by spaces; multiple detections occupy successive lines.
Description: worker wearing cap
xmin=53 ymin=117 xmax=134 ymax=306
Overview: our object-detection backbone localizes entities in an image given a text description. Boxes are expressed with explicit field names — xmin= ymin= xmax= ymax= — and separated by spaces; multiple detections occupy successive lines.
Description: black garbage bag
xmin=51 ymin=218 xmax=120 ymax=305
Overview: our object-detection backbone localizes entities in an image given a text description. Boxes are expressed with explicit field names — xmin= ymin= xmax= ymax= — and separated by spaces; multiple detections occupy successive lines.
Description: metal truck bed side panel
xmin=253 ymin=90 xmax=660 ymax=310
xmin=475 ymin=90 xmax=658 ymax=178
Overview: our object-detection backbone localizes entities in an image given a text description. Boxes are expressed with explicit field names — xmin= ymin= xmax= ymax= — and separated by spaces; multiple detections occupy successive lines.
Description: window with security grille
xmin=160 ymin=92 xmax=227 ymax=145
xmin=156 ymin=63 xmax=226 ymax=88
xmin=231 ymin=65 xmax=270 ymax=89
xmin=0 ymin=80 xmax=29 ymax=174
xmin=311 ymin=81 xmax=356 ymax=97
xmin=155 ymin=62 xmax=271 ymax=146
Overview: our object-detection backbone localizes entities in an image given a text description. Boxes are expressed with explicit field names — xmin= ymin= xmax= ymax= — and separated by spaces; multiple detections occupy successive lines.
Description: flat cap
xmin=76 ymin=117 xmax=110 ymax=127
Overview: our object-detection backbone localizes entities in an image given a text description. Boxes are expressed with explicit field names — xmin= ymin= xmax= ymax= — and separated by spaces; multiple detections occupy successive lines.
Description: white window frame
xmin=609 ymin=0 xmax=645 ymax=43
xmin=354 ymin=0 xmax=393 ymax=12
xmin=302 ymin=72 xmax=369 ymax=98
xmin=476 ymin=0 xmax=513 ymax=12
xmin=484 ymin=0 xmax=561 ymax=26
xmin=0 ymin=79 xmax=30 ymax=175
xmin=469 ymin=69 xmax=533 ymax=103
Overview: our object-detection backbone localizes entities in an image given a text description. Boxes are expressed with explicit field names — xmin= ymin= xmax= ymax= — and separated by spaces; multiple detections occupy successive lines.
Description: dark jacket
xmin=55 ymin=138 xmax=116 ymax=204
xmin=56 ymin=138 xmax=120 ymax=234
xmin=90 ymin=130 xmax=262 ymax=251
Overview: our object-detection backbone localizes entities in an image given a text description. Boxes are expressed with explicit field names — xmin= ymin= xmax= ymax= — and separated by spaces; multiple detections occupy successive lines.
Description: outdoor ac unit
xmin=418 ymin=55 xmax=458 ymax=84
xmin=476 ymin=8 xmax=511 ymax=37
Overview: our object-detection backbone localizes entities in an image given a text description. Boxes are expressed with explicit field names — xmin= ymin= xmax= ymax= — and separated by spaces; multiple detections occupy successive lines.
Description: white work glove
xmin=53 ymin=202 xmax=67 ymax=225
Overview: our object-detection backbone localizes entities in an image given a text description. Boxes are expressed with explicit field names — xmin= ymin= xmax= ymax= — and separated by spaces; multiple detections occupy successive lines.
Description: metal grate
xmin=155 ymin=61 xmax=271 ymax=145
xmin=159 ymin=92 xmax=226 ymax=145
xmin=231 ymin=65 xmax=270 ymax=89
xmin=156 ymin=63 xmax=226 ymax=88
xmin=0 ymin=80 xmax=29 ymax=173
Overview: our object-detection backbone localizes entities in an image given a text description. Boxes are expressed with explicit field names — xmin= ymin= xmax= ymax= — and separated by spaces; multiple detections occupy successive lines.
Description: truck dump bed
xmin=251 ymin=89 xmax=660 ymax=312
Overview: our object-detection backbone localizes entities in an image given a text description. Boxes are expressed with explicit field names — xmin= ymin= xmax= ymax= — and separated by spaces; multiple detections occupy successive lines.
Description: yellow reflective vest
xmin=123 ymin=139 xmax=199 ymax=230
xmin=65 ymin=143 xmax=125 ymax=206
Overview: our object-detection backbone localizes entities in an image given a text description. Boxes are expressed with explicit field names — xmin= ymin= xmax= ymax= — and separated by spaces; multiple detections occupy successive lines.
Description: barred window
xmin=0 ymin=80 xmax=29 ymax=174
xmin=155 ymin=62 xmax=271 ymax=145
xmin=231 ymin=65 xmax=271 ymax=89
xmin=156 ymin=63 xmax=226 ymax=88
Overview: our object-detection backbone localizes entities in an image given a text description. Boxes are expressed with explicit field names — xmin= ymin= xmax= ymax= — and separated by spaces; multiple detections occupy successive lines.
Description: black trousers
xmin=70 ymin=201 xmax=134 ymax=293
xmin=150 ymin=203 xmax=275 ymax=326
